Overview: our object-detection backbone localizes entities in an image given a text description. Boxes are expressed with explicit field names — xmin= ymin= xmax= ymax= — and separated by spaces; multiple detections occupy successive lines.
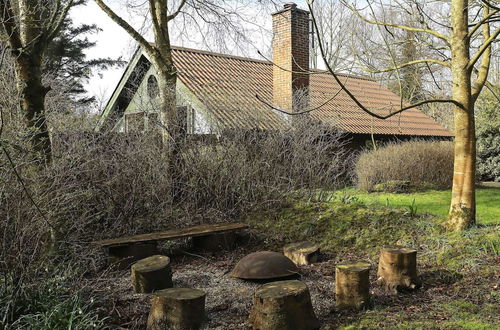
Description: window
xmin=147 ymin=75 xmax=159 ymax=99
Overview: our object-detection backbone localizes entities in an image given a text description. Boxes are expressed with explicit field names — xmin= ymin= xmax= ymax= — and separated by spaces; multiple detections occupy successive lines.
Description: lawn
xmin=340 ymin=187 xmax=500 ymax=225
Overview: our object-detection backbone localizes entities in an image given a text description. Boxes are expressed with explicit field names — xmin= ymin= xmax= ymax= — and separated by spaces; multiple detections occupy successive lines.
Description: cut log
xmin=147 ymin=288 xmax=206 ymax=330
xmin=377 ymin=246 xmax=421 ymax=292
xmin=248 ymin=280 xmax=319 ymax=330
xmin=192 ymin=232 xmax=236 ymax=251
xmin=335 ymin=261 xmax=371 ymax=310
xmin=108 ymin=242 xmax=158 ymax=270
xmin=283 ymin=241 xmax=320 ymax=266
xmin=131 ymin=255 xmax=173 ymax=293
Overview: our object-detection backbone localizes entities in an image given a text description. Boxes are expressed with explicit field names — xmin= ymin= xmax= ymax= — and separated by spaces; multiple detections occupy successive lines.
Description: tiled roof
xmin=172 ymin=46 xmax=452 ymax=137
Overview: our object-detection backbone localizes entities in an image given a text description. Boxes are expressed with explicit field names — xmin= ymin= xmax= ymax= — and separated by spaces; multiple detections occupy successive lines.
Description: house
xmin=98 ymin=3 xmax=452 ymax=145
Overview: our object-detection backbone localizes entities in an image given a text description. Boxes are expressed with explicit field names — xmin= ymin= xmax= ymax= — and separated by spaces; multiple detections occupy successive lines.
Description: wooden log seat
xmin=283 ymin=241 xmax=320 ymax=266
xmin=131 ymin=255 xmax=173 ymax=293
xmin=249 ymin=280 xmax=320 ymax=330
xmin=335 ymin=261 xmax=371 ymax=310
xmin=92 ymin=223 xmax=249 ymax=266
xmin=377 ymin=246 xmax=421 ymax=292
xmin=147 ymin=287 xmax=206 ymax=330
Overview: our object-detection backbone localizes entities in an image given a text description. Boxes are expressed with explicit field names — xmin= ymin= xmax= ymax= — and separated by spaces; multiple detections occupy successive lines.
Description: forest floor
xmin=95 ymin=191 xmax=499 ymax=329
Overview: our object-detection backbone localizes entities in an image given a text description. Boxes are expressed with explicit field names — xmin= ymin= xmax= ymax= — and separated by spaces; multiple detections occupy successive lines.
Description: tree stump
xmin=192 ymin=232 xmax=236 ymax=251
xmin=377 ymin=246 xmax=421 ymax=292
xmin=283 ymin=241 xmax=320 ymax=266
xmin=249 ymin=280 xmax=319 ymax=330
xmin=335 ymin=261 xmax=371 ymax=310
xmin=131 ymin=255 xmax=173 ymax=293
xmin=108 ymin=242 xmax=158 ymax=270
xmin=147 ymin=288 xmax=206 ymax=330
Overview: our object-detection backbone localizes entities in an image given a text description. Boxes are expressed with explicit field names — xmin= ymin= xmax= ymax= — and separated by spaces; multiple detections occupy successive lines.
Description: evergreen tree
xmin=44 ymin=1 xmax=123 ymax=105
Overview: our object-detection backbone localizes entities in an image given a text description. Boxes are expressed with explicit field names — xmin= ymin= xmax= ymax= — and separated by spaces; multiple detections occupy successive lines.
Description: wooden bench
xmin=92 ymin=223 xmax=249 ymax=268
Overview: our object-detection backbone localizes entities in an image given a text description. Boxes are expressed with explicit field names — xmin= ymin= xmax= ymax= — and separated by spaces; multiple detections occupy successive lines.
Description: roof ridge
xmin=171 ymin=45 xmax=270 ymax=65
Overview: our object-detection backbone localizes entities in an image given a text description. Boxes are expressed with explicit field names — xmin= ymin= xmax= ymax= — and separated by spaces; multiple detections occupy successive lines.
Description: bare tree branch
xmin=167 ymin=0 xmax=187 ymax=21
xmin=342 ymin=0 xmax=450 ymax=43
xmin=94 ymin=0 xmax=156 ymax=56
xmin=307 ymin=0 xmax=460 ymax=120
xmin=256 ymin=87 xmax=343 ymax=116
xmin=469 ymin=25 xmax=500 ymax=68
xmin=472 ymin=5 xmax=493 ymax=101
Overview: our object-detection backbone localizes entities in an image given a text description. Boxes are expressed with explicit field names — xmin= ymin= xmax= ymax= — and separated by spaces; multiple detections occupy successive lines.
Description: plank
xmin=92 ymin=223 xmax=249 ymax=248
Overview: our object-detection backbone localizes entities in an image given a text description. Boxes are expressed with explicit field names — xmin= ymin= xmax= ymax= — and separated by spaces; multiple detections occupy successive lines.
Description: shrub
xmin=477 ymin=126 xmax=500 ymax=182
xmin=355 ymin=140 xmax=453 ymax=191
xmin=476 ymin=86 xmax=500 ymax=182
xmin=1 ymin=115 xmax=353 ymax=325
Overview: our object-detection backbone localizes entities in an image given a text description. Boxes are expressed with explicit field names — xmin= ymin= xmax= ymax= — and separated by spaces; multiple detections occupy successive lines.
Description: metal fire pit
xmin=231 ymin=251 xmax=299 ymax=280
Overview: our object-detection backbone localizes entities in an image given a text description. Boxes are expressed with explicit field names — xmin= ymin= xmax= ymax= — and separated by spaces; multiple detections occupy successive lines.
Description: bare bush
xmin=355 ymin=140 xmax=454 ymax=191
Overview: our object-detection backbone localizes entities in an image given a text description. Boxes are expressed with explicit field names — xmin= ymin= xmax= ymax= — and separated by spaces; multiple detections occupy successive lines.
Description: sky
xmin=71 ymin=1 xmax=311 ymax=106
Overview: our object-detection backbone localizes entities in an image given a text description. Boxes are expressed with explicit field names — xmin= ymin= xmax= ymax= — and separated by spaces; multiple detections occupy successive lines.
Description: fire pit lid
xmin=231 ymin=251 xmax=299 ymax=279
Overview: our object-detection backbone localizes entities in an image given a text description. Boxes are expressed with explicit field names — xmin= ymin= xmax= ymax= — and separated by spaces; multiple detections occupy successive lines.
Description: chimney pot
xmin=284 ymin=2 xmax=297 ymax=10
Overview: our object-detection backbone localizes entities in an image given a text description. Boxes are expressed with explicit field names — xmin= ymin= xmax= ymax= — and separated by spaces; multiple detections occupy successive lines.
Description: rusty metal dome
xmin=231 ymin=251 xmax=299 ymax=280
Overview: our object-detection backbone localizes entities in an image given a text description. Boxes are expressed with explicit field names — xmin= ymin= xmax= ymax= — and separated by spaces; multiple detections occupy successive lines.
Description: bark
xmin=335 ymin=261 xmax=371 ymax=310
xmin=131 ymin=255 xmax=173 ymax=293
xmin=13 ymin=53 xmax=52 ymax=164
xmin=155 ymin=65 xmax=183 ymax=202
xmin=376 ymin=246 xmax=421 ymax=292
xmin=283 ymin=241 xmax=320 ymax=266
xmin=248 ymin=280 xmax=320 ymax=330
xmin=147 ymin=288 xmax=206 ymax=330
xmin=447 ymin=0 xmax=476 ymax=230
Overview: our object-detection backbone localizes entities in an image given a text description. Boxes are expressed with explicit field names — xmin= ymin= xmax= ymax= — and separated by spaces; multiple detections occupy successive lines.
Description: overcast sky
xmin=71 ymin=1 xmax=310 ymax=105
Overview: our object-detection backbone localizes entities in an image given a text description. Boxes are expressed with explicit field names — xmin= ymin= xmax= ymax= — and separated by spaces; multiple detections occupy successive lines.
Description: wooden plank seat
xmin=92 ymin=223 xmax=249 ymax=269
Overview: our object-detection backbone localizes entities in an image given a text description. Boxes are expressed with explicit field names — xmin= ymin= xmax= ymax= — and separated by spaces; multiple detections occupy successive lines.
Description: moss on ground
xmin=245 ymin=198 xmax=500 ymax=329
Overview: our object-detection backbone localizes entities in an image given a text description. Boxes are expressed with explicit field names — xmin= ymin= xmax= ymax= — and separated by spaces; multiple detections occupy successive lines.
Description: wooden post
xmin=335 ymin=261 xmax=371 ymax=310
xmin=131 ymin=255 xmax=173 ymax=293
xmin=249 ymin=280 xmax=319 ymax=330
xmin=147 ymin=288 xmax=206 ymax=330
xmin=108 ymin=242 xmax=158 ymax=270
xmin=377 ymin=246 xmax=421 ymax=292
xmin=283 ymin=241 xmax=320 ymax=266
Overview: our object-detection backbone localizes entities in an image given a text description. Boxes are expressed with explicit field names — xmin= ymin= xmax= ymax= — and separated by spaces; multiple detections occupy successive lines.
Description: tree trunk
xmin=447 ymin=0 xmax=476 ymax=230
xmin=147 ymin=288 xmax=206 ymax=330
xmin=249 ymin=280 xmax=320 ymax=330
xmin=335 ymin=261 xmax=371 ymax=309
xmin=156 ymin=65 xmax=184 ymax=203
xmin=13 ymin=54 xmax=52 ymax=164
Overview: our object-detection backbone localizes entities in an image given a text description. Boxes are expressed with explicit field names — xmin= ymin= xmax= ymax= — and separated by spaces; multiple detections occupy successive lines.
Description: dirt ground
xmin=92 ymin=235 xmax=499 ymax=329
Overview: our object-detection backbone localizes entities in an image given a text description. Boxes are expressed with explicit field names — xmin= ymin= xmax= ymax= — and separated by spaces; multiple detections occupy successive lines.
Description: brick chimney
xmin=272 ymin=2 xmax=310 ymax=113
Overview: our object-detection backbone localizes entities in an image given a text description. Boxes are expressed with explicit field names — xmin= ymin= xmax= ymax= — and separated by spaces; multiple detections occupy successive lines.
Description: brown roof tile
xmin=171 ymin=46 xmax=452 ymax=137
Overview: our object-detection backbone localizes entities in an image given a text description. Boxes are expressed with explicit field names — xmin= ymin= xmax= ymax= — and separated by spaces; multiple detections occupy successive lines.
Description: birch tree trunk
xmin=448 ymin=0 xmax=476 ymax=230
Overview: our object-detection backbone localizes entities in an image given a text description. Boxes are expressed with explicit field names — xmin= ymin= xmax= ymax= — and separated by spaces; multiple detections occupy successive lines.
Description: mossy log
xmin=131 ymin=255 xmax=173 ymax=293
xmin=377 ymin=246 xmax=421 ymax=292
xmin=283 ymin=241 xmax=320 ymax=266
xmin=335 ymin=261 xmax=371 ymax=310
xmin=192 ymin=232 xmax=236 ymax=251
xmin=248 ymin=280 xmax=319 ymax=330
xmin=147 ymin=288 xmax=206 ymax=330
xmin=107 ymin=242 xmax=158 ymax=270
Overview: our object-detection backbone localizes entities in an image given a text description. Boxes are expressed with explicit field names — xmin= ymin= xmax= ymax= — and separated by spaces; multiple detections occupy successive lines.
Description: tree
xmin=0 ymin=0 xmax=77 ymax=164
xmin=307 ymin=0 xmax=500 ymax=230
xmin=43 ymin=7 xmax=123 ymax=105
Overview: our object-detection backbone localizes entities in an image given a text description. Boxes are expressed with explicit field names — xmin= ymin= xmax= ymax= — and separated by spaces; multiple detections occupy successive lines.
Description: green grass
xmin=338 ymin=187 xmax=500 ymax=225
